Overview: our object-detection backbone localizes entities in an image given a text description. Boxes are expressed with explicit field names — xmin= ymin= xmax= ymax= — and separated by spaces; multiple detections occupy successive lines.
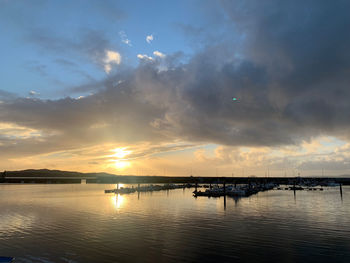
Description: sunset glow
xmin=1 ymin=1 xmax=350 ymax=262
xmin=114 ymin=160 xmax=131 ymax=170
xmin=0 ymin=0 xmax=350 ymax=177
xmin=112 ymin=148 xmax=131 ymax=159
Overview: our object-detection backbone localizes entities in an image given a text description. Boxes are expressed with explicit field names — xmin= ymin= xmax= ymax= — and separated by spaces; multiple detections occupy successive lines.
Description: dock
xmin=104 ymin=183 xmax=195 ymax=194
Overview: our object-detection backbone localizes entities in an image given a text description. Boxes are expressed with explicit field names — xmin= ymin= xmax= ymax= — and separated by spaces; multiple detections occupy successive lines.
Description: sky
xmin=1 ymin=0 xmax=350 ymax=177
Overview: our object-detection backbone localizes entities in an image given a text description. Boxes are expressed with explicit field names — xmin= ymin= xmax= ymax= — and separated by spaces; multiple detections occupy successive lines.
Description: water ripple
xmin=0 ymin=185 xmax=349 ymax=262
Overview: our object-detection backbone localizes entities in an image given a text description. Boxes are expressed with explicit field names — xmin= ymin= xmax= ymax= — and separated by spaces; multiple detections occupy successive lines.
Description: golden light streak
xmin=111 ymin=194 xmax=124 ymax=209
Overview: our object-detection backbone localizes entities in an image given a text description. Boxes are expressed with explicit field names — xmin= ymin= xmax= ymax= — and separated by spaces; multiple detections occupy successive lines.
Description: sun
xmin=110 ymin=148 xmax=132 ymax=170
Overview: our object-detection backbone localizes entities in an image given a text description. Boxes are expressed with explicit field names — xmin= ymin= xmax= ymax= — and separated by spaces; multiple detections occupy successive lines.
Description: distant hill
xmin=1 ymin=169 xmax=350 ymax=184
xmin=1 ymin=169 xmax=117 ymax=178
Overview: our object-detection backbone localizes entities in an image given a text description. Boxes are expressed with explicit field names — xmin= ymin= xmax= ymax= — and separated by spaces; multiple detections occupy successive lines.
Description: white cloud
xmin=104 ymin=50 xmax=121 ymax=64
xmin=146 ymin=34 xmax=153 ymax=44
xmin=137 ymin=54 xmax=154 ymax=61
xmin=119 ymin=31 xmax=132 ymax=46
xmin=153 ymin=50 xmax=165 ymax=58
xmin=103 ymin=50 xmax=121 ymax=74
xmin=123 ymin=39 xmax=131 ymax=46
xmin=29 ymin=90 xmax=40 ymax=96
xmin=104 ymin=64 xmax=112 ymax=74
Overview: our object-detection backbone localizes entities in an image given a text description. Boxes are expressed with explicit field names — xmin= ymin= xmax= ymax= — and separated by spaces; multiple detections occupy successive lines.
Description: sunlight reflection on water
xmin=0 ymin=184 xmax=349 ymax=263
xmin=111 ymin=194 xmax=124 ymax=209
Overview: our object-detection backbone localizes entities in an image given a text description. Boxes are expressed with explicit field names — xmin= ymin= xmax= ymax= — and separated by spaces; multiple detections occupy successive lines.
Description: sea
xmin=0 ymin=184 xmax=349 ymax=263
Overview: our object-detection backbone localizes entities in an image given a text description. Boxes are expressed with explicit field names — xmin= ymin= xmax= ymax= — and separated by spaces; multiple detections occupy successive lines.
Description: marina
xmin=104 ymin=178 xmax=343 ymax=199
xmin=104 ymin=182 xmax=276 ymax=197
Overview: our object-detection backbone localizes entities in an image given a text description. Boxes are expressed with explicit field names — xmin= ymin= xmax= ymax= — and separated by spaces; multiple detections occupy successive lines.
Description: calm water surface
xmin=0 ymin=184 xmax=349 ymax=263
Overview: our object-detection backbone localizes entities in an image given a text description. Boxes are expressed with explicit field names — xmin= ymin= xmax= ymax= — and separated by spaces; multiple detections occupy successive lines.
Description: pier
xmin=105 ymin=183 xmax=195 ymax=195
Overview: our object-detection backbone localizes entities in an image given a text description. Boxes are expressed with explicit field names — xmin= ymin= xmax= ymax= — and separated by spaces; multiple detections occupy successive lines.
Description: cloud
xmin=0 ymin=89 xmax=17 ymax=100
xmin=0 ymin=122 xmax=43 ymax=140
xmin=103 ymin=50 xmax=121 ymax=73
xmin=137 ymin=54 xmax=154 ymax=61
xmin=54 ymin=58 xmax=77 ymax=67
xmin=146 ymin=34 xmax=153 ymax=44
xmin=119 ymin=31 xmax=132 ymax=46
xmin=1 ymin=1 xmax=350 ymax=174
xmin=29 ymin=90 xmax=40 ymax=96
xmin=153 ymin=50 xmax=165 ymax=58
xmin=104 ymin=50 xmax=121 ymax=64
xmin=24 ymin=60 xmax=50 ymax=78
xmin=26 ymin=28 xmax=123 ymax=74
